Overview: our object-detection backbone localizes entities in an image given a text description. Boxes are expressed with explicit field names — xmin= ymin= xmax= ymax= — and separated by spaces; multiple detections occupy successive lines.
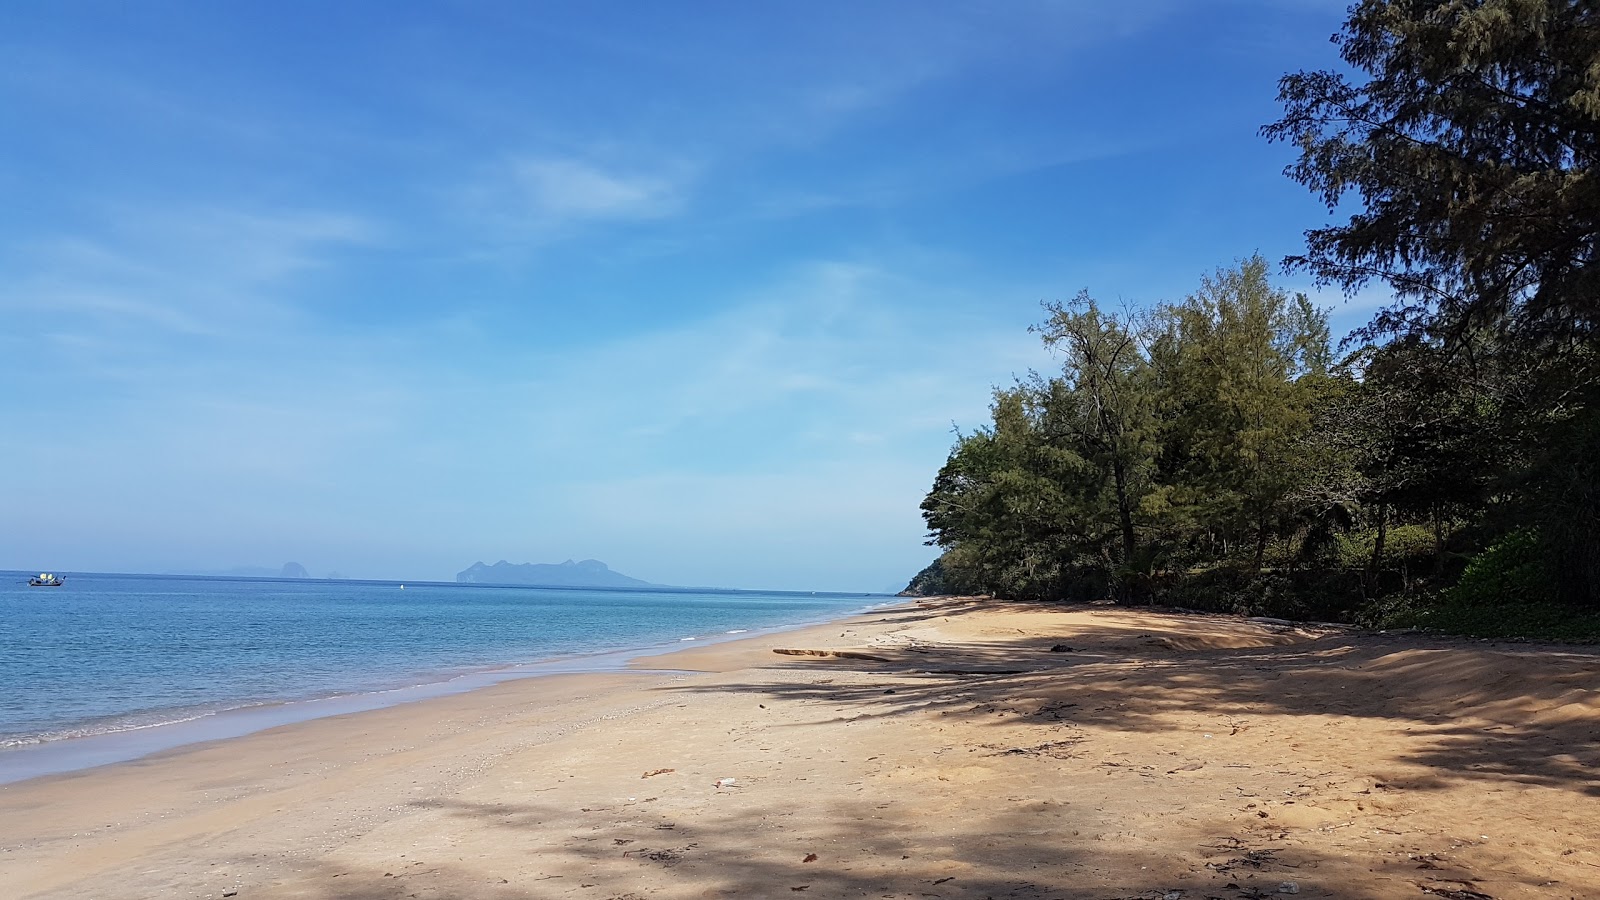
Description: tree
xmin=1320 ymin=338 xmax=1505 ymax=586
xmin=1032 ymin=293 xmax=1157 ymax=571
xmin=921 ymin=259 xmax=1336 ymax=604
xmin=1263 ymin=0 xmax=1600 ymax=347
xmin=921 ymin=386 xmax=1104 ymax=600
xmin=1147 ymin=256 xmax=1332 ymax=570
xmin=1265 ymin=0 xmax=1600 ymax=604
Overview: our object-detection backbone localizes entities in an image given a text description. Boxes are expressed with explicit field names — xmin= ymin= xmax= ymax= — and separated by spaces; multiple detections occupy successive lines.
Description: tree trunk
xmin=1111 ymin=458 xmax=1137 ymax=564
xmin=1370 ymin=504 xmax=1387 ymax=572
xmin=1366 ymin=503 xmax=1387 ymax=595
xmin=1253 ymin=521 xmax=1269 ymax=571
xmin=1432 ymin=504 xmax=1447 ymax=576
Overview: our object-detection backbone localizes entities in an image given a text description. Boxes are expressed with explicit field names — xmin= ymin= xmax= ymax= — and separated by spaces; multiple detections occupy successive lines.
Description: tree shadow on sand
xmin=280 ymin=601 xmax=1597 ymax=900
xmin=287 ymin=793 xmax=1414 ymax=900
xmin=671 ymin=602 xmax=1600 ymax=799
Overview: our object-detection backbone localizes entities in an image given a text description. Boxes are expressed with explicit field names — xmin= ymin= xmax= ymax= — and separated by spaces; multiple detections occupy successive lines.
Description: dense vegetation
xmin=911 ymin=1 xmax=1600 ymax=637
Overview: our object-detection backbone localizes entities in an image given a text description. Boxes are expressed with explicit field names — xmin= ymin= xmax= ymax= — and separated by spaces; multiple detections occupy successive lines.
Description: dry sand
xmin=2 ymin=598 xmax=1598 ymax=900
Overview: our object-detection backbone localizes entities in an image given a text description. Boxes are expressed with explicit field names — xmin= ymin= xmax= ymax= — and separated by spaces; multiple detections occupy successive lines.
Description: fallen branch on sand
xmin=982 ymin=739 xmax=1083 ymax=758
xmin=772 ymin=648 xmax=890 ymax=662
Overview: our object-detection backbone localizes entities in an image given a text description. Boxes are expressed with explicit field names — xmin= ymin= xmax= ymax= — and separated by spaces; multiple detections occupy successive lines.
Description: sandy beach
xmin=3 ymin=598 xmax=1598 ymax=900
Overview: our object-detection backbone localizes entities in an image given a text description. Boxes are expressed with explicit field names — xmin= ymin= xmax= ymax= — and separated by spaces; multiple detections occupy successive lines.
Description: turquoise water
xmin=0 ymin=572 xmax=879 ymax=750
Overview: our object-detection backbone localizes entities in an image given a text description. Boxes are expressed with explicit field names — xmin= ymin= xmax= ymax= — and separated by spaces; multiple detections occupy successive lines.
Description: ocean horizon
xmin=0 ymin=571 xmax=884 ymax=779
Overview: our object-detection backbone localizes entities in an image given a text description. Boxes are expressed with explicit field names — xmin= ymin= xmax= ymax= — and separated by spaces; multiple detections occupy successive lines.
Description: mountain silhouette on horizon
xmin=455 ymin=559 xmax=657 ymax=588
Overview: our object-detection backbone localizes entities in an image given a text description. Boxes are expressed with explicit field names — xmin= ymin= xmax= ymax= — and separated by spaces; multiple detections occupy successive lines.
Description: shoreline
xmin=4 ymin=596 xmax=1596 ymax=899
xmin=0 ymin=597 xmax=899 ymax=785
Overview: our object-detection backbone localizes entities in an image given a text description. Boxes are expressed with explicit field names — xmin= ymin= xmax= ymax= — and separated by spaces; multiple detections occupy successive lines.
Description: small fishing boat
xmin=28 ymin=573 xmax=64 ymax=587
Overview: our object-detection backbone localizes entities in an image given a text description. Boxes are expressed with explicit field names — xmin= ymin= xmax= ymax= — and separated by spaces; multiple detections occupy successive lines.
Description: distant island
xmin=456 ymin=559 xmax=657 ymax=588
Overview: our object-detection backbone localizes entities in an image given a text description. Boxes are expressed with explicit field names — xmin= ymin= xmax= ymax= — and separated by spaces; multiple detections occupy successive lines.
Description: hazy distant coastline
xmin=456 ymin=559 xmax=656 ymax=588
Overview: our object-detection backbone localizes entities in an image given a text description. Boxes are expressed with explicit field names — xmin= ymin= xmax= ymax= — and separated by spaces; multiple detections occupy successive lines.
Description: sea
xmin=0 ymin=571 xmax=884 ymax=782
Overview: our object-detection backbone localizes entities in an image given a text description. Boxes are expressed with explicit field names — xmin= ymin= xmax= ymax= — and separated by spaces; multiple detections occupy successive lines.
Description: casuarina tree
xmin=1264 ymin=0 xmax=1600 ymax=605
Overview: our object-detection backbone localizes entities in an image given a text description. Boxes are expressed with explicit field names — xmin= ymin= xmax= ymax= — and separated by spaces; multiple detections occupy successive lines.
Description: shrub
xmin=1335 ymin=524 xmax=1438 ymax=569
xmin=1447 ymin=529 xmax=1554 ymax=607
xmin=1156 ymin=567 xmax=1365 ymax=622
xmin=1365 ymin=531 xmax=1600 ymax=640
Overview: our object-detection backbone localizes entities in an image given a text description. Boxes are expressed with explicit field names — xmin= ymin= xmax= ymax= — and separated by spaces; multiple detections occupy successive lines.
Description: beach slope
xmin=2 ymin=598 xmax=1598 ymax=899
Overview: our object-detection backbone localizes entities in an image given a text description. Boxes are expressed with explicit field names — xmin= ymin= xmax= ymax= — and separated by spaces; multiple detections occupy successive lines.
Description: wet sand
xmin=2 ymin=598 xmax=1598 ymax=899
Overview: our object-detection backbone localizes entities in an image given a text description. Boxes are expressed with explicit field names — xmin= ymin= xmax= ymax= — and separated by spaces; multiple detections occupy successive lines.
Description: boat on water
xmin=28 ymin=573 xmax=64 ymax=587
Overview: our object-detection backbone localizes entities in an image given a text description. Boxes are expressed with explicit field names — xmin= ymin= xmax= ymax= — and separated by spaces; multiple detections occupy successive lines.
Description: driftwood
xmin=772 ymin=648 xmax=890 ymax=662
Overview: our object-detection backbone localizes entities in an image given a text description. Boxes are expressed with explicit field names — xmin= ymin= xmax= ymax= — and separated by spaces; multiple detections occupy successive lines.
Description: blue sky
xmin=1 ymin=1 xmax=1380 ymax=590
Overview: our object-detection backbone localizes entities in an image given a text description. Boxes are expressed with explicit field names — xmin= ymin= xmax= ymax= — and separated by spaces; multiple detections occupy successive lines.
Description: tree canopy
xmin=913 ymin=2 xmax=1600 ymax=626
xmin=1263 ymin=0 xmax=1600 ymax=347
xmin=1264 ymin=0 xmax=1600 ymax=605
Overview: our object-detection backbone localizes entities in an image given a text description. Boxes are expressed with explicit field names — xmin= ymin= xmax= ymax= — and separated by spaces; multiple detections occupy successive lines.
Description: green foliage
xmin=1032 ymin=293 xmax=1157 ymax=568
xmin=921 ymin=385 xmax=1119 ymax=601
xmin=917 ymin=253 xmax=1592 ymax=634
xmin=1358 ymin=531 xmax=1600 ymax=640
xmin=916 ymin=259 xmax=1587 ymax=632
xmin=1375 ymin=591 xmax=1600 ymax=642
xmin=923 ymin=294 xmax=1167 ymax=602
xmin=1517 ymin=381 xmax=1600 ymax=606
xmin=1336 ymin=525 xmax=1437 ymax=570
xmin=1157 ymin=567 xmax=1366 ymax=622
xmin=901 ymin=557 xmax=961 ymax=597
xmin=1263 ymin=0 xmax=1600 ymax=346
xmin=925 ymin=259 xmax=1341 ymax=602
xmin=1333 ymin=339 xmax=1507 ymax=530
xmin=912 ymin=1 xmax=1599 ymax=633
xmin=1264 ymin=0 xmax=1600 ymax=606
xmin=1145 ymin=255 xmax=1332 ymax=570
xmin=1447 ymin=530 xmax=1554 ymax=608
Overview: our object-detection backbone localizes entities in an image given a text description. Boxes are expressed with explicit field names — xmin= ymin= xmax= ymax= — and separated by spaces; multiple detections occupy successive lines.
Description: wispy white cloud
xmin=511 ymin=157 xmax=684 ymax=221
xmin=452 ymin=155 xmax=694 ymax=247
xmin=1 ymin=205 xmax=376 ymax=341
xmin=758 ymin=2 xmax=1186 ymax=136
xmin=483 ymin=261 xmax=1038 ymax=453
xmin=426 ymin=3 xmax=1188 ymax=250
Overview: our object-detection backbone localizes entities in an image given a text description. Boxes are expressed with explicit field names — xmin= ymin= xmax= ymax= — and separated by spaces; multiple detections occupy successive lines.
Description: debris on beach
xmin=1417 ymin=887 xmax=1493 ymax=899
xmin=773 ymin=648 xmax=890 ymax=662
xmin=642 ymin=768 xmax=675 ymax=778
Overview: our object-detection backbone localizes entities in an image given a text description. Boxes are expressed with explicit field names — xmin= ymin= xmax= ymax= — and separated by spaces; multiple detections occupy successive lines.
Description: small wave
xmin=725 ymin=629 xmax=748 ymax=634
xmin=0 ymin=708 xmax=226 ymax=749
xmin=679 ymin=637 xmax=696 ymax=641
